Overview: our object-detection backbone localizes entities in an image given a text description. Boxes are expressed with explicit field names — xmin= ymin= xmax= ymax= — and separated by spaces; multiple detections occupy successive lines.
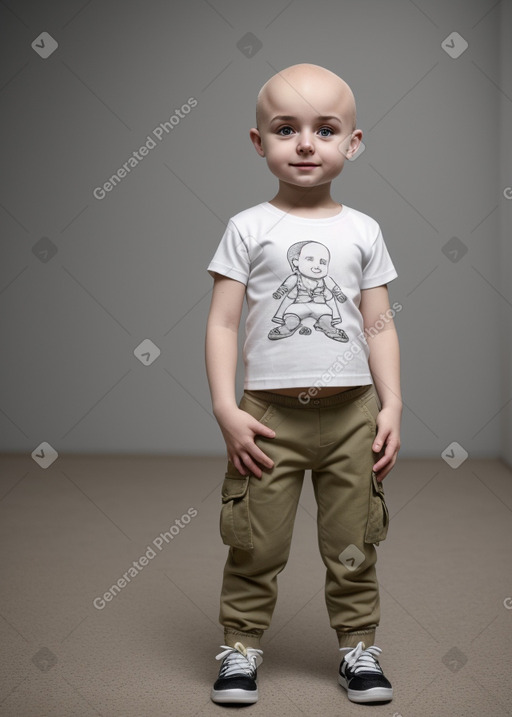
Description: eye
xmin=277 ymin=126 xmax=294 ymax=136
xmin=320 ymin=259 xmax=327 ymax=265
xmin=318 ymin=127 xmax=333 ymax=137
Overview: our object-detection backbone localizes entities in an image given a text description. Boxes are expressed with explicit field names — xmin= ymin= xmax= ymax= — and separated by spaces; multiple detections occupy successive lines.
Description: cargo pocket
xmin=364 ymin=471 xmax=389 ymax=545
xmin=220 ymin=474 xmax=253 ymax=550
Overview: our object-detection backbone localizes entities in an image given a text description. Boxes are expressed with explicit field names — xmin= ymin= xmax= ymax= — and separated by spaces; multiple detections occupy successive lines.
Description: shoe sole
xmin=338 ymin=676 xmax=392 ymax=703
xmin=210 ymin=687 xmax=258 ymax=704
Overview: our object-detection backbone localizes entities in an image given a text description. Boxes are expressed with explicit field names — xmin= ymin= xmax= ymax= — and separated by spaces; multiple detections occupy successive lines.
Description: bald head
xmin=255 ymin=63 xmax=357 ymax=132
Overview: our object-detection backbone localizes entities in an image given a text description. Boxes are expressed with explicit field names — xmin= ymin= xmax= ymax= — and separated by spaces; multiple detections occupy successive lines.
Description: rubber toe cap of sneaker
xmin=213 ymin=675 xmax=257 ymax=692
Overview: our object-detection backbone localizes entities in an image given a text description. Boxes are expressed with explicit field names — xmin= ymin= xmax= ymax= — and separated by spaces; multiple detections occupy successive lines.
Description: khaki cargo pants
xmin=218 ymin=384 xmax=389 ymax=650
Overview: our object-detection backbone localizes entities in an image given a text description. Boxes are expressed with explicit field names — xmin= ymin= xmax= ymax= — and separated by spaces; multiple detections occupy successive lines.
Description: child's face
xmin=250 ymin=66 xmax=362 ymax=190
xmin=294 ymin=242 xmax=330 ymax=279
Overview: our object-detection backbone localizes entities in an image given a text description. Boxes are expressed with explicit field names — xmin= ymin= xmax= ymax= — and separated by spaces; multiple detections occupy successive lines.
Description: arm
xmin=205 ymin=274 xmax=275 ymax=478
xmin=272 ymin=273 xmax=297 ymax=299
xmin=359 ymin=285 xmax=402 ymax=481
xmin=324 ymin=276 xmax=347 ymax=302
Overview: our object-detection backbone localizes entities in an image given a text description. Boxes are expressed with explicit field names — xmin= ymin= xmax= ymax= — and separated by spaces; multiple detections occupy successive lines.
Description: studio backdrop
xmin=1 ymin=0 xmax=511 ymax=464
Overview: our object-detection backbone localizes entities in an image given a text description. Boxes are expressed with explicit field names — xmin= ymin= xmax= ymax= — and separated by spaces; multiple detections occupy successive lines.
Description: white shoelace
xmin=340 ymin=641 xmax=384 ymax=674
xmin=215 ymin=642 xmax=263 ymax=679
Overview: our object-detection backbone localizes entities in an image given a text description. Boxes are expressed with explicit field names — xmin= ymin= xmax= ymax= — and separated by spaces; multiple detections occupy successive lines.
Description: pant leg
xmin=311 ymin=385 xmax=388 ymax=649
xmin=219 ymin=392 xmax=308 ymax=648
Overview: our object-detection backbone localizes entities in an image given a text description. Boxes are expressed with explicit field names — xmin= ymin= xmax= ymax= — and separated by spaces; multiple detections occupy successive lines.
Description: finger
xmin=376 ymin=454 xmax=397 ymax=481
xmin=251 ymin=444 xmax=274 ymax=469
xmin=374 ymin=456 xmax=392 ymax=480
xmin=253 ymin=420 xmax=276 ymax=439
xmin=372 ymin=428 xmax=389 ymax=453
xmin=374 ymin=443 xmax=398 ymax=476
xmin=245 ymin=445 xmax=273 ymax=474
xmin=239 ymin=434 xmax=273 ymax=468
xmin=372 ymin=454 xmax=389 ymax=473
xmin=374 ymin=466 xmax=389 ymax=482
xmin=232 ymin=455 xmax=247 ymax=476
xmin=240 ymin=453 xmax=263 ymax=479
xmin=372 ymin=442 xmax=393 ymax=472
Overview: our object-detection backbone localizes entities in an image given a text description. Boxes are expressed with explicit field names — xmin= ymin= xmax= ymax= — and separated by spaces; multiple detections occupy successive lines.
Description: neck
xmin=270 ymin=180 xmax=337 ymax=212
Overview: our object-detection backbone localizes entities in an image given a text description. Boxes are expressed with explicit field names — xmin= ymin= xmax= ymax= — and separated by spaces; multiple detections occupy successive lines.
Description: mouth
xmin=290 ymin=163 xmax=319 ymax=167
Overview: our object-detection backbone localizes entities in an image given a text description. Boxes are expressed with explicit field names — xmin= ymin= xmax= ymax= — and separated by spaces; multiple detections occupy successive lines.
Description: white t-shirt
xmin=207 ymin=202 xmax=397 ymax=390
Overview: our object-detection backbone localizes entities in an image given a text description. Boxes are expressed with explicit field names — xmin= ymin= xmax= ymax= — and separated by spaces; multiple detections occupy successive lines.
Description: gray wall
xmin=0 ymin=0 xmax=509 ymax=462
xmin=499 ymin=0 xmax=512 ymax=467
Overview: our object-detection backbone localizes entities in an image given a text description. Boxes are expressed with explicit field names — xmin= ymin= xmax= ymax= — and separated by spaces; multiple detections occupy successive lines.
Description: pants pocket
xmin=364 ymin=471 xmax=390 ymax=545
xmin=240 ymin=392 xmax=273 ymax=424
xmin=357 ymin=386 xmax=382 ymax=433
xmin=220 ymin=473 xmax=253 ymax=550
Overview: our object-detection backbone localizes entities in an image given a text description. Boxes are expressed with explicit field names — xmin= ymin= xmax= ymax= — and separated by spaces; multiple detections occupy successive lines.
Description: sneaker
xmin=210 ymin=641 xmax=263 ymax=704
xmin=338 ymin=641 xmax=393 ymax=703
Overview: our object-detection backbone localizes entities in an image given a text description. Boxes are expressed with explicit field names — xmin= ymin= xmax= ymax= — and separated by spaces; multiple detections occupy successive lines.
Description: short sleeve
xmin=360 ymin=226 xmax=397 ymax=289
xmin=207 ymin=220 xmax=250 ymax=285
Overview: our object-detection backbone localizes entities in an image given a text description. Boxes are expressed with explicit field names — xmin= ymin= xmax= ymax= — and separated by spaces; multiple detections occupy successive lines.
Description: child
xmin=205 ymin=63 xmax=401 ymax=705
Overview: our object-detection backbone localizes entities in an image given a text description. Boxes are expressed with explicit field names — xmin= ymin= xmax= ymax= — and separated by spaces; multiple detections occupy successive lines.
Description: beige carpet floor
xmin=0 ymin=453 xmax=511 ymax=717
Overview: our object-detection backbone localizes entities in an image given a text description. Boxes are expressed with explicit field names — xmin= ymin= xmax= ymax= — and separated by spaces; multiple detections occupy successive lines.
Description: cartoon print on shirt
xmin=268 ymin=241 xmax=350 ymax=342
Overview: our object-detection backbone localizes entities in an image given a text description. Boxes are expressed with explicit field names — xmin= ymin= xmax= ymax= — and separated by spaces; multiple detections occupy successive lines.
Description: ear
xmin=345 ymin=129 xmax=363 ymax=160
xmin=249 ymin=128 xmax=265 ymax=157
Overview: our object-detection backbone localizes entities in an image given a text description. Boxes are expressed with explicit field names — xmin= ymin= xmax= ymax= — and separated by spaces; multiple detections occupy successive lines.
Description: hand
xmin=215 ymin=406 xmax=275 ymax=478
xmin=372 ymin=405 xmax=401 ymax=481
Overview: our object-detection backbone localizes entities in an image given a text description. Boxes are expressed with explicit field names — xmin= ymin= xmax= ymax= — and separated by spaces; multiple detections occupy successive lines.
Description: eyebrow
xmin=270 ymin=114 xmax=342 ymax=124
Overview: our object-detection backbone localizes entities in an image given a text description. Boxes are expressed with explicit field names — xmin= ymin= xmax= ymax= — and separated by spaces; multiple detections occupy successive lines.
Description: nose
xmin=296 ymin=131 xmax=314 ymax=155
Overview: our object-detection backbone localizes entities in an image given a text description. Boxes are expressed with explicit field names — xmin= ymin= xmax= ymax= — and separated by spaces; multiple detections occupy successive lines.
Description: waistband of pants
xmin=244 ymin=384 xmax=372 ymax=410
